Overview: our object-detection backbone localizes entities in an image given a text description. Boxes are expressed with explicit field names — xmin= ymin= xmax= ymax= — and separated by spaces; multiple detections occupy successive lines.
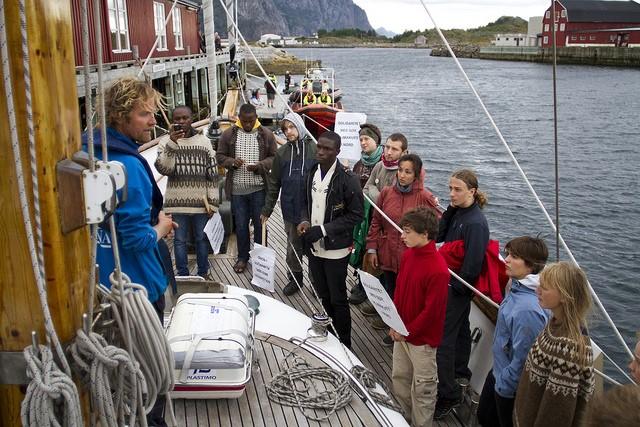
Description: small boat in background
xmin=290 ymin=67 xmax=344 ymax=138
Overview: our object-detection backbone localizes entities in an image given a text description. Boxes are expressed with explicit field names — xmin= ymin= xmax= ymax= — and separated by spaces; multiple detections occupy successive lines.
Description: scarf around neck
xmin=382 ymin=156 xmax=399 ymax=170
xmin=361 ymin=145 xmax=383 ymax=167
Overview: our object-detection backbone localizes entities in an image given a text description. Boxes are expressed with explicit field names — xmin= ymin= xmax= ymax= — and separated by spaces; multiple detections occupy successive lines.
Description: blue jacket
xmin=83 ymin=128 xmax=168 ymax=303
xmin=492 ymin=275 xmax=549 ymax=398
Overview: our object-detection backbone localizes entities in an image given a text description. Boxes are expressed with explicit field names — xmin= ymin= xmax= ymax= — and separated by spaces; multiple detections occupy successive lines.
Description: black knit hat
xmin=359 ymin=123 xmax=382 ymax=145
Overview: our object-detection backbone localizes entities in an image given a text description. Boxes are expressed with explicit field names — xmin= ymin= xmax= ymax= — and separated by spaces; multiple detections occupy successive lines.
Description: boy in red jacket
xmin=390 ymin=207 xmax=450 ymax=427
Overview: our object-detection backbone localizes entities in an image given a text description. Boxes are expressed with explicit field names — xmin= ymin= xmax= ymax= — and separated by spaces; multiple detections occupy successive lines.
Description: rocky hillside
xmin=212 ymin=0 xmax=372 ymax=40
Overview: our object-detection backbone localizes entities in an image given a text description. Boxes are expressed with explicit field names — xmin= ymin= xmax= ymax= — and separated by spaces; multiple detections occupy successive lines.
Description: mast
xmin=0 ymin=0 xmax=90 ymax=423
xmin=204 ymin=0 xmax=218 ymax=115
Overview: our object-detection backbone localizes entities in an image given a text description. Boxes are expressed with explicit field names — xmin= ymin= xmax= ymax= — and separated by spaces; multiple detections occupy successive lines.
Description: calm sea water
xmin=291 ymin=47 xmax=639 ymax=380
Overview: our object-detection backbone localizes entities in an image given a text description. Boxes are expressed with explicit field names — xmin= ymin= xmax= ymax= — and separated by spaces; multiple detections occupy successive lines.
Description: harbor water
xmin=290 ymin=47 xmax=640 ymax=380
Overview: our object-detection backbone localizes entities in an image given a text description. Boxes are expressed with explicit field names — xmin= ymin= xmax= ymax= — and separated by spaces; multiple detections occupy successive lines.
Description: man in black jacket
xmin=297 ymin=131 xmax=364 ymax=348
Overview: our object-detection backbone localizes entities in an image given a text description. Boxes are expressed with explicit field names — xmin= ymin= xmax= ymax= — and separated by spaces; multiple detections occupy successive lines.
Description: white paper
xmin=335 ymin=112 xmax=367 ymax=161
xmin=203 ymin=212 xmax=225 ymax=254
xmin=357 ymin=269 xmax=409 ymax=336
xmin=249 ymin=244 xmax=276 ymax=292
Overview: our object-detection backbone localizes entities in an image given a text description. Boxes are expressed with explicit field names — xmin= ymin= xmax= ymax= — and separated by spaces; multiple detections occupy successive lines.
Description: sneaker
xmin=199 ymin=271 xmax=214 ymax=282
xmin=283 ymin=280 xmax=301 ymax=296
xmin=382 ymin=335 xmax=394 ymax=347
xmin=348 ymin=285 xmax=367 ymax=305
xmin=359 ymin=300 xmax=378 ymax=316
xmin=370 ymin=316 xmax=388 ymax=330
xmin=433 ymin=398 xmax=461 ymax=420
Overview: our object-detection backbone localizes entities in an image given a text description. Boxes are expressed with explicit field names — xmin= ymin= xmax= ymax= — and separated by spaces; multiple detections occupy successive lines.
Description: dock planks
xmin=167 ymin=204 xmax=463 ymax=426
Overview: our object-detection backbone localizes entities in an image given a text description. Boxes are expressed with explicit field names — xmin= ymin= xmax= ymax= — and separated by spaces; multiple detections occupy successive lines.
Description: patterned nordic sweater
xmin=513 ymin=319 xmax=594 ymax=427
xmin=154 ymin=132 xmax=218 ymax=214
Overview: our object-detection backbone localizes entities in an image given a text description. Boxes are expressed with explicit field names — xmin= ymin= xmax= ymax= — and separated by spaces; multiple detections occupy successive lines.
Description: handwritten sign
xmin=203 ymin=212 xmax=225 ymax=254
xmin=357 ymin=269 xmax=409 ymax=336
xmin=335 ymin=112 xmax=367 ymax=161
xmin=250 ymin=244 xmax=276 ymax=292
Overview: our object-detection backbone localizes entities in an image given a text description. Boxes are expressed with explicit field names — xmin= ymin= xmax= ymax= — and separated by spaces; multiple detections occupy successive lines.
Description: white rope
xmin=69 ymin=329 xmax=147 ymax=427
xmin=137 ymin=0 xmax=179 ymax=78
xmin=417 ymin=0 xmax=634 ymax=360
xmin=364 ymin=193 xmax=500 ymax=310
xmin=0 ymin=0 xmax=75 ymax=379
xmin=21 ymin=345 xmax=83 ymax=427
xmin=594 ymin=367 xmax=622 ymax=387
xmin=104 ymin=273 xmax=177 ymax=425
xmin=301 ymin=113 xmax=332 ymax=133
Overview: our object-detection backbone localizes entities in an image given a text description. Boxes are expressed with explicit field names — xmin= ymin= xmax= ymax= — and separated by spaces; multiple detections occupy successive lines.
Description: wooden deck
xmin=166 ymin=204 xmax=467 ymax=426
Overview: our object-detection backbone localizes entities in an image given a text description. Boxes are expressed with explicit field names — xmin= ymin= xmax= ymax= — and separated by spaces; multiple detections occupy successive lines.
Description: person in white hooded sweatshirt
xmin=261 ymin=112 xmax=317 ymax=295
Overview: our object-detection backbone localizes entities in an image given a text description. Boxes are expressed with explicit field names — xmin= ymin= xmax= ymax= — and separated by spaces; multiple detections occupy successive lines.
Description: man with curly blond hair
xmin=83 ymin=77 xmax=174 ymax=427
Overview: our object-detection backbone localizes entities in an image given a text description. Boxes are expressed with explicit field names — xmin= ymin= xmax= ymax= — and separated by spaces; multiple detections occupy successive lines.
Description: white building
xmin=527 ymin=16 xmax=543 ymax=46
xmin=492 ymin=33 xmax=528 ymax=46
xmin=259 ymin=33 xmax=283 ymax=46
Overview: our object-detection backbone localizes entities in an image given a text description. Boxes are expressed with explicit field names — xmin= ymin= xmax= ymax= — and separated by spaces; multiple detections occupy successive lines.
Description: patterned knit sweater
xmin=513 ymin=319 xmax=594 ymax=427
xmin=154 ymin=132 xmax=218 ymax=214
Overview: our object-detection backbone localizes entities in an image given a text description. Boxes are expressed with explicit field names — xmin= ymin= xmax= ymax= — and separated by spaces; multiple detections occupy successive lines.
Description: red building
xmin=542 ymin=0 xmax=640 ymax=47
xmin=71 ymin=0 xmax=202 ymax=66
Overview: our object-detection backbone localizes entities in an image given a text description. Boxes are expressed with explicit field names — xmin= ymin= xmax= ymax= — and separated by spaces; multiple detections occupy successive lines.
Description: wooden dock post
xmin=0 ymin=0 xmax=90 ymax=424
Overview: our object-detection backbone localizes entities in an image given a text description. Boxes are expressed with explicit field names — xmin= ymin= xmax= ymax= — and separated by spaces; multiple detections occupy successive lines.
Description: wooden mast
xmin=0 ymin=0 xmax=90 ymax=424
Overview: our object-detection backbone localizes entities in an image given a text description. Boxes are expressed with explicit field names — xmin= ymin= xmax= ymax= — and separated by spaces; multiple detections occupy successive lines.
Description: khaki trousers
xmin=392 ymin=341 xmax=438 ymax=427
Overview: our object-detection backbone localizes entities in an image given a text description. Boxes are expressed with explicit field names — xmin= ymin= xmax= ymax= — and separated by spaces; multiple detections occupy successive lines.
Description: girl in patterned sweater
xmin=513 ymin=262 xmax=595 ymax=427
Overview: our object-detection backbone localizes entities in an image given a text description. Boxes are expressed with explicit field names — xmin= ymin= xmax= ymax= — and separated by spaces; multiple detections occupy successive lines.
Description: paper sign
xmin=249 ymin=244 xmax=276 ymax=292
xmin=335 ymin=112 xmax=367 ymax=161
xmin=357 ymin=269 xmax=409 ymax=336
xmin=203 ymin=212 xmax=225 ymax=254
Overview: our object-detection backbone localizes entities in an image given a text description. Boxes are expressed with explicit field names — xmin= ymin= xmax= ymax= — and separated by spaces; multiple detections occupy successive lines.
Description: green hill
xmin=392 ymin=16 xmax=528 ymax=46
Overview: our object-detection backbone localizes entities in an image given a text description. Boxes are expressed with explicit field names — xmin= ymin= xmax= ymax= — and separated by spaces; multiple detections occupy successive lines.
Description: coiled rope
xmin=266 ymin=352 xmax=352 ymax=421
xmin=69 ymin=328 xmax=147 ymax=427
xmin=21 ymin=345 xmax=83 ymax=427
xmin=103 ymin=273 xmax=176 ymax=422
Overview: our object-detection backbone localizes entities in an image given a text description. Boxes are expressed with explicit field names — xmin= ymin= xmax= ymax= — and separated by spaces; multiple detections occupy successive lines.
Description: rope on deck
xmin=266 ymin=351 xmax=352 ymax=421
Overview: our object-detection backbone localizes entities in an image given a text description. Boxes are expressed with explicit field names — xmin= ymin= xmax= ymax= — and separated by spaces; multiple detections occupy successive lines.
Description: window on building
xmin=545 ymin=11 xmax=550 ymax=19
xmin=107 ymin=0 xmax=130 ymax=52
xmin=609 ymin=34 xmax=616 ymax=42
xmin=571 ymin=35 xmax=577 ymax=40
xmin=554 ymin=23 xmax=558 ymax=32
xmin=560 ymin=23 xmax=565 ymax=31
xmin=153 ymin=2 xmax=167 ymax=50
xmin=580 ymin=35 xmax=586 ymax=41
xmin=561 ymin=10 xmax=566 ymax=18
xmin=589 ymin=35 xmax=596 ymax=41
xmin=543 ymin=36 xmax=549 ymax=44
xmin=544 ymin=24 xmax=549 ymax=32
xmin=173 ymin=7 xmax=183 ymax=49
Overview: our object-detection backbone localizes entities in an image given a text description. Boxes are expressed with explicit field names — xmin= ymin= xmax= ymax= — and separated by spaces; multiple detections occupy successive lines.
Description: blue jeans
xmin=232 ymin=190 xmax=265 ymax=262
xmin=173 ymin=213 xmax=210 ymax=276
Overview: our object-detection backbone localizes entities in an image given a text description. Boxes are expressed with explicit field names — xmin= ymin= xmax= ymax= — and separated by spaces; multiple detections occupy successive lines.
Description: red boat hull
xmin=292 ymin=102 xmax=344 ymax=139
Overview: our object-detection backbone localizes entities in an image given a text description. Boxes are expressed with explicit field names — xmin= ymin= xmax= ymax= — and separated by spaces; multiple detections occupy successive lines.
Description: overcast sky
xmin=352 ymin=0 xmax=552 ymax=33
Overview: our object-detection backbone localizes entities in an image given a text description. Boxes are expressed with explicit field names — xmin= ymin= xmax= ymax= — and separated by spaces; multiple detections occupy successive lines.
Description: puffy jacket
xmin=493 ymin=276 xmax=549 ymax=398
xmin=262 ymin=112 xmax=317 ymax=224
xmin=301 ymin=162 xmax=364 ymax=250
xmin=366 ymin=173 xmax=439 ymax=273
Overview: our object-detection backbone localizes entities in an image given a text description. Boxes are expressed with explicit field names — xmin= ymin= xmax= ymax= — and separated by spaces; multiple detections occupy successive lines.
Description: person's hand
xmin=303 ymin=226 xmax=323 ymax=245
xmin=246 ymin=164 xmax=259 ymax=173
xmin=260 ymin=214 xmax=269 ymax=224
xmin=154 ymin=211 xmax=178 ymax=240
xmin=389 ymin=328 xmax=405 ymax=342
xmin=297 ymin=221 xmax=310 ymax=236
xmin=232 ymin=158 xmax=244 ymax=168
xmin=365 ymin=252 xmax=379 ymax=269
xmin=169 ymin=124 xmax=185 ymax=143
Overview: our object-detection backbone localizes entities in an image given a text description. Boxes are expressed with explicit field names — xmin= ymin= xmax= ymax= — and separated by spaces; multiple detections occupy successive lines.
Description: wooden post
xmin=0 ymin=0 xmax=90 ymax=424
